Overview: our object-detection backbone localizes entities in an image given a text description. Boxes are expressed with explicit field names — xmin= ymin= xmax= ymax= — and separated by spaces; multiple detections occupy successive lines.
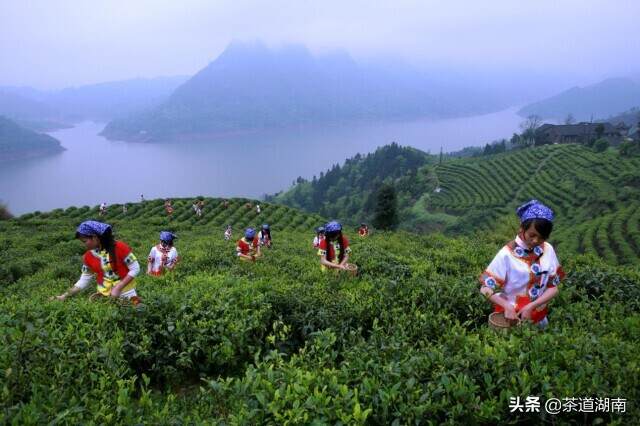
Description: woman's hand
xmin=504 ymin=306 xmax=519 ymax=321
xmin=110 ymin=285 xmax=122 ymax=298
xmin=50 ymin=293 xmax=67 ymax=301
xmin=518 ymin=303 xmax=536 ymax=321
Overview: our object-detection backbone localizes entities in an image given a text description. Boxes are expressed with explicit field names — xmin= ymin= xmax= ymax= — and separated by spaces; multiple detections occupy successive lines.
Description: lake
xmin=0 ymin=107 xmax=523 ymax=214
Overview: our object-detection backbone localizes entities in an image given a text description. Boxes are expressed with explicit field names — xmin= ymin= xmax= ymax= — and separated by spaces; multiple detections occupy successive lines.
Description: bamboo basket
xmin=344 ymin=263 xmax=358 ymax=276
xmin=488 ymin=312 xmax=518 ymax=331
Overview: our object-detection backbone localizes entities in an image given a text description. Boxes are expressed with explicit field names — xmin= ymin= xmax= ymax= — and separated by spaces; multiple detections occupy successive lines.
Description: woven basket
xmin=89 ymin=292 xmax=105 ymax=302
xmin=344 ymin=263 xmax=358 ymax=276
xmin=488 ymin=312 xmax=518 ymax=331
xmin=89 ymin=292 xmax=132 ymax=307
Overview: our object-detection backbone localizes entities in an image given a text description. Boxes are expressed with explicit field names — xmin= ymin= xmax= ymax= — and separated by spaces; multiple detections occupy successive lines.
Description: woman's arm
xmin=52 ymin=273 xmax=94 ymax=301
xmin=147 ymin=247 xmax=155 ymax=274
xmin=519 ymin=286 xmax=559 ymax=320
xmin=480 ymin=286 xmax=517 ymax=320
xmin=321 ymin=255 xmax=345 ymax=270
xmin=111 ymin=261 xmax=140 ymax=297
xmin=166 ymin=250 xmax=179 ymax=270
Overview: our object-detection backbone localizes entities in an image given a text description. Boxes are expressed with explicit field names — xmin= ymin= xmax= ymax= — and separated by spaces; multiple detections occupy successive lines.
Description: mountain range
xmin=101 ymin=42 xmax=515 ymax=143
xmin=0 ymin=76 xmax=188 ymax=131
xmin=518 ymin=77 xmax=640 ymax=121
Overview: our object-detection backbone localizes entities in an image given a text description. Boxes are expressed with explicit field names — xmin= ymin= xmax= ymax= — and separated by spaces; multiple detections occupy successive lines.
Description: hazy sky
xmin=1 ymin=0 xmax=638 ymax=90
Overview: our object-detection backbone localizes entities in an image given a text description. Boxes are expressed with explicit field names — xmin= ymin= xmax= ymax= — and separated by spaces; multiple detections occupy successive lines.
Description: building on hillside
xmin=615 ymin=122 xmax=631 ymax=135
xmin=535 ymin=122 xmax=627 ymax=146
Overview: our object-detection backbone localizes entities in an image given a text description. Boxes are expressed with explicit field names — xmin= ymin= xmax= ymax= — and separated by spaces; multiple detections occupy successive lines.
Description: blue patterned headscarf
xmin=76 ymin=220 xmax=111 ymax=237
xmin=516 ymin=200 xmax=554 ymax=223
xmin=160 ymin=231 xmax=177 ymax=242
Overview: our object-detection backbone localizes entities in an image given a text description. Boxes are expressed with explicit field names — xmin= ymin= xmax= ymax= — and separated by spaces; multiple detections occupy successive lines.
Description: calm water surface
xmin=0 ymin=108 xmax=522 ymax=214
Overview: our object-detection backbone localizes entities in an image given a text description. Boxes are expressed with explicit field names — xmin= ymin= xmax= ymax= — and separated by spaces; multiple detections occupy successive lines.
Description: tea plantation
xmin=1 ymin=197 xmax=639 ymax=424
xmin=425 ymin=144 xmax=640 ymax=265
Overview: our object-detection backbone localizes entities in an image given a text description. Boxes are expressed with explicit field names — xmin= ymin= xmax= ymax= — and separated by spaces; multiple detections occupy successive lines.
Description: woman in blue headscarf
xmin=147 ymin=231 xmax=180 ymax=276
xmin=479 ymin=200 xmax=564 ymax=329
xmin=52 ymin=220 xmax=141 ymax=303
xmin=318 ymin=221 xmax=352 ymax=272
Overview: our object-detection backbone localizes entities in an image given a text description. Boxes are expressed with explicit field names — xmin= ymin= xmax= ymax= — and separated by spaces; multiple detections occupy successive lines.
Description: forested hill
xmin=267 ymin=143 xmax=432 ymax=221
xmin=0 ymin=115 xmax=64 ymax=162
xmin=272 ymin=142 xmax=640 ymax=265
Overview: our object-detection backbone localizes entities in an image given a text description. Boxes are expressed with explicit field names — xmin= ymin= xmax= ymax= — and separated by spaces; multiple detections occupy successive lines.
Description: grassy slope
xmin=1 ymin=197 xmax=639 ymax=423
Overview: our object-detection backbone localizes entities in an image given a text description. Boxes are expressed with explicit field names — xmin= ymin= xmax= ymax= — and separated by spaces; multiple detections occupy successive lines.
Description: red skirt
xmin=494 ymin=295 xmax=548 ymax=323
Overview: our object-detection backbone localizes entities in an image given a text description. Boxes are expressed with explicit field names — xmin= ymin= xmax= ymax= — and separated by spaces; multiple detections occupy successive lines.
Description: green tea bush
xmin=0 ymin=202 xmax=638 ymax=424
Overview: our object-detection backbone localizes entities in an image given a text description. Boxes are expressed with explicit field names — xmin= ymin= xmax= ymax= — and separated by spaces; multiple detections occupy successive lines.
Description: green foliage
xmin=269 ymin=142 xmax=432 ymax=226
xmin=593 ymin=138 xmax=609 ymax=153
xmin=619 ymin=139 xmax=640 ymax=157
xmin=372 ymin=183 xmax=398 ymax=230
xmin=420 ymin=144 xmax=640 ymax=265
xmin=0 ymin=202 xmax=638 ymax=423
xmin=273 ymin=143 xmax=640 ymax=266
xmin=483 ymin=140 xmax=507 ymax=155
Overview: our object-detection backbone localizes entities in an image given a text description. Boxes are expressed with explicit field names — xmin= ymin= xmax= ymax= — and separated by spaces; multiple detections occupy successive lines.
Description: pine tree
xmin=373 ymin=184 xmax=398 ymax=230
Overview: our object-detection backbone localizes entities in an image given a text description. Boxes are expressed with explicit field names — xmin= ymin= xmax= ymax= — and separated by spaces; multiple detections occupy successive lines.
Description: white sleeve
xmin=544 ymin=243 xmax=560 ymax=273
xmin=148 ymin=247 xmax=155 ymax=259
xmin=168 ymin=248 xmax=179 ymax=265
xmin=74 ymin=273 xmax=94 ymax=290
xmin=480 ymin=247 xmax=509 ymax=290
xmin=127 ymin=261 xmax=141 ymax=278
xmin=544 ymin=243 xmax=564 ymax=287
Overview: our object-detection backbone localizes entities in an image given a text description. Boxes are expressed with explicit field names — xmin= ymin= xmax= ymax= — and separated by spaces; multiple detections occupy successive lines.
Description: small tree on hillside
xmin=373 ymin=183 xmax=398 ymax=230
xmin=593 ymin=138 xmax=609 ymax=153
xmin=618 ymin=140 xmax=639 ymax=156
xmin=519 ymin=115 xmax=543 ymax=146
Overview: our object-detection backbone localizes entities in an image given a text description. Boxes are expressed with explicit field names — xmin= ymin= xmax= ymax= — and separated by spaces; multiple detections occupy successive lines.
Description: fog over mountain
xmin=0 ymin=76 xmax=188 ymax=128
xmin=102 ymin=42 xmax=524 ymax=142
xmin=519 ymin=78 xmax=640 ymax=121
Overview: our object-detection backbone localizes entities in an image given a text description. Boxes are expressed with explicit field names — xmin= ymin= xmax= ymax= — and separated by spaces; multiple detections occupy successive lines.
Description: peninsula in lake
xmin=0 ymin=116 xmax=65 ymax=162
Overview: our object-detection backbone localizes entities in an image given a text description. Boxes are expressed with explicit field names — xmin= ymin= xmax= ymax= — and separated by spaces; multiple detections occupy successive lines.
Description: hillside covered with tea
xmin=273 ymin=143 xmax=640 ymax=265
xmin=1 ymin=197 xmax=638 ymax=424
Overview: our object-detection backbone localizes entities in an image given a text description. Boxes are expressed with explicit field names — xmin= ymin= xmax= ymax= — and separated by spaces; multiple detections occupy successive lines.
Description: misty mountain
xmin=0 ymin=89 xmax=56 ymax=120
xmin=599 ymin=107 xmax=640 ymax=127
xmin=101 ymin=42 xmax=513 ymax=143
xmin=45 ymin=76 xmax=189 ymax=121
xmin=0 ymin=116 xmax=64 ymax=162
xmin=0 ymin=76 xmax=188 ymax=128
xmin=0 ymin=89 xmax=69 ymax=131
xmin=518 ymin=77 xmax=640 ymax=121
